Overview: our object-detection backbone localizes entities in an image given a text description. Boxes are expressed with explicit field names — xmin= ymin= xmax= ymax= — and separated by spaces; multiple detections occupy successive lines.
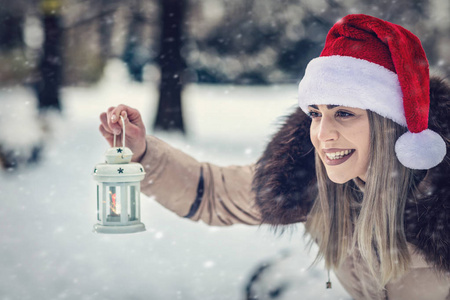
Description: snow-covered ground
xmin=0 ymin=61 xmax=350 ymax=300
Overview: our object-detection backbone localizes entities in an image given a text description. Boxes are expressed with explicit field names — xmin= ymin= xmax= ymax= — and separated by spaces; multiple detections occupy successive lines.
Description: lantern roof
xmin=93 ymin=147 xmax=145 ymax=182
xmin=105 ymin=147 xmax=133 ymax=164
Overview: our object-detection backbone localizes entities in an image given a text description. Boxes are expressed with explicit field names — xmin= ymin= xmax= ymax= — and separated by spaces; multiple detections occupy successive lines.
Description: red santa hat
xmin=298 ymin=14 xmax=446 ymax=170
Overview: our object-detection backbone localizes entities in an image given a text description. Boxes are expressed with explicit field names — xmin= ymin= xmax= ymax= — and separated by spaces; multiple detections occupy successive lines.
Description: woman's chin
xmin=328 ymin=178 xmax=350 ymax=184
xmin=325 ymin=172 xmax=353 ymax=184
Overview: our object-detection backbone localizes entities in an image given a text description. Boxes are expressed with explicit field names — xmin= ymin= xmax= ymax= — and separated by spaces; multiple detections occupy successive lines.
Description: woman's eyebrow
xmin=308 ymin=105 xmax=339 ymax=110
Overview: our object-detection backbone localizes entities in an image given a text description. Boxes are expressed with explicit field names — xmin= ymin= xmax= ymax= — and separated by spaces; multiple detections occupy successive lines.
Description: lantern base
xmin=93 ymin=223 xmax=146 ymax=234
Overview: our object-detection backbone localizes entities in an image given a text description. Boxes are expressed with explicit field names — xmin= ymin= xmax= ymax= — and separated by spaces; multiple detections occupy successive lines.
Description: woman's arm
xmin=100 ymin=105 xmax=262 ymax=226
xmin=140 ymin=135 xmax=262 ymax=226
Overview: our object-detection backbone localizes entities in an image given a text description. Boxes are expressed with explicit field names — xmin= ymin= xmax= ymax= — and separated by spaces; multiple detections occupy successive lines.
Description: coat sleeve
xmin=139 ymin=135 xmax=262 ymax=226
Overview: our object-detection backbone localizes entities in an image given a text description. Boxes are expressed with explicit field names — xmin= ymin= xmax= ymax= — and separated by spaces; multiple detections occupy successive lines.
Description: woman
xmin=100 ymin=15 xmax=450 ymax=300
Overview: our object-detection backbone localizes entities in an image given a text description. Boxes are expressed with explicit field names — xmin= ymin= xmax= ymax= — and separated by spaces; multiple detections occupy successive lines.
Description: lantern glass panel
xmin=97 ymin=185 xmax=101 ymax=221
xmin=135 ymin=186 xmax=140 ymax=219
xmin=128 ymin=185 xmax=137 ymax=221
xmin=106 ymin=185 xmax=121 ymax=222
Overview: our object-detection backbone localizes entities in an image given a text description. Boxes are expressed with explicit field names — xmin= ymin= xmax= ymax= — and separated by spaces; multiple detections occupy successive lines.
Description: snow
xmin=0 ymin=60 xmax=350 ymax=300
xmin=0 ymin=88 xmax=42 ymax=149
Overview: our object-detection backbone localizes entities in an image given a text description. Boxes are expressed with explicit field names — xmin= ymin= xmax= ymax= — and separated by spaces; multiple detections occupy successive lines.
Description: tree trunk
xmin=36 ymin=0 xmax=63 ymax=111
xmin=154 ymin=0 xmax=186 ymax=133
xmin=0 ymin=11 xmax=23 ymax=51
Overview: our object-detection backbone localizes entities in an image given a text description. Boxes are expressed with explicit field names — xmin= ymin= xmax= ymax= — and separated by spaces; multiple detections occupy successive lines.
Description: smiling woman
xmin=306 ymin=107 xmax=419 ymax=292
xmin=99 ymin=14 xmax=450 ymax=300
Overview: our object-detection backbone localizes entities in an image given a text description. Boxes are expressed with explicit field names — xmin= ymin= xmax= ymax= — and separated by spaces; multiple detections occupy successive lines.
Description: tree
xmin=0 ymin=3 xmax=24 ymax=51
xmin=35 ymin=0 xmax=63 ymax=112
xmin=153 ymin=0 xmax=187 ymax=133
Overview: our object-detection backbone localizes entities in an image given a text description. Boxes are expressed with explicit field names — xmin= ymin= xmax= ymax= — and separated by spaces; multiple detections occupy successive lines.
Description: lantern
xmin=93 ymin=116 xmax=146 ymax=234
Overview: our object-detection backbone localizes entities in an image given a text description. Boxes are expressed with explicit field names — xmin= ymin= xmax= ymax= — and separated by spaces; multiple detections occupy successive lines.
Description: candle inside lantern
xmin=109 ymin=189 xmax=118 ymax=215
xmin=107 ymin=186 xmax=122 ymax=222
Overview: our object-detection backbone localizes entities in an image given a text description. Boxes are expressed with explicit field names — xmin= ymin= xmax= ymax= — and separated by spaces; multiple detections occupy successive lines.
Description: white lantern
xmin=93 ymin=117 xmax=146 ymax=234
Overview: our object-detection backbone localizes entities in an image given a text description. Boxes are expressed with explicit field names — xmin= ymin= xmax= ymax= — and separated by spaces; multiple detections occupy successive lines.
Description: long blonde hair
xmin=305 ymin=110 xmax=418 ymax=288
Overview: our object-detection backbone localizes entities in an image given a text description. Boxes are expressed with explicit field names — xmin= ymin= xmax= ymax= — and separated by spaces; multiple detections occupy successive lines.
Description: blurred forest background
xmin=1 ymin=0 xmax=449 ymax=168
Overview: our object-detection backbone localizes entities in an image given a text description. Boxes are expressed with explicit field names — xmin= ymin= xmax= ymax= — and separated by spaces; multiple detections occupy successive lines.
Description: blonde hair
xmin=305 ymin=111 xmax=417 ymax=288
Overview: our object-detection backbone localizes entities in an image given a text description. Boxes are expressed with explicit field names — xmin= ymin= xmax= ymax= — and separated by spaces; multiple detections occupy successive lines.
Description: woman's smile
xmin=322 ymin=148 xmax=355 ymax=165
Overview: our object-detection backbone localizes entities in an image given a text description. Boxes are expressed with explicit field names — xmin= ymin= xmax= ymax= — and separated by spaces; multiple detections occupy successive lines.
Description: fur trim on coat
xmin=253 ymin=76 xmax=450 ymax=273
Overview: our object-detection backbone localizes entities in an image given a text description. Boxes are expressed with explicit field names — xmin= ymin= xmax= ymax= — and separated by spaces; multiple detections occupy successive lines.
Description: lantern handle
xmin=113 ymin=115 xmax=126 ymax=148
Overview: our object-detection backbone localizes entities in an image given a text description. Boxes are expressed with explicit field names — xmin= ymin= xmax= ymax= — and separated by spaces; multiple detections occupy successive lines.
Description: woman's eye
xmin=307 ymin=111 xmax=321 ymax=119
xmin=336 ymin=111 xmax=354 ymax=118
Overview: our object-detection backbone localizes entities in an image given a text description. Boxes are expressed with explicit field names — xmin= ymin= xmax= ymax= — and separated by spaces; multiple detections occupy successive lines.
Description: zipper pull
xmin=326 ymin=269 xmax=332 ymax=289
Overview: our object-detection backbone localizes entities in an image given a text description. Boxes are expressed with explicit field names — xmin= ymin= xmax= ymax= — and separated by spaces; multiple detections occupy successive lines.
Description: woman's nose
xmin=317 ymin=116 xmax=338 ymax=142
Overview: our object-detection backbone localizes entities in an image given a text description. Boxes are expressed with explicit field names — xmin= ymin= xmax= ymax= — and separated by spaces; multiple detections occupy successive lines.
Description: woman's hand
xmin=99 ymin=104 xmax=147 ymax=162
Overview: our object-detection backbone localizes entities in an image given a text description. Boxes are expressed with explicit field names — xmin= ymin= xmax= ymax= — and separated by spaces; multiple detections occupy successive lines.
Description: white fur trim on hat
xmin=298 ymin=55 xmax=406 ymax=126
xmin=395 ymin=129 xmax=446 ymax=170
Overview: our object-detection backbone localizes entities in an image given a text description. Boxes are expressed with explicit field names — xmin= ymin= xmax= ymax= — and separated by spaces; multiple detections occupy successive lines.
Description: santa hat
xmin=298 ymin=14 xmax=446 ymax=170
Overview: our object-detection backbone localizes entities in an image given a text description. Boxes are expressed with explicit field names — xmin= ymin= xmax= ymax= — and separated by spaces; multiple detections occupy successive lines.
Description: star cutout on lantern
xmin=117 ymin=148 xmax=123 ymax=153
xmin=118 ymin=168 xmax=124 ymax=174
xmin=140 ymin=168 xmax=143 ymax=172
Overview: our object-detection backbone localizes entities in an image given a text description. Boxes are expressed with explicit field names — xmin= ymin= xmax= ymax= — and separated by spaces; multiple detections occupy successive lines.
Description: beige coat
xmin=140 ymin=135 xmax=450 ymax=300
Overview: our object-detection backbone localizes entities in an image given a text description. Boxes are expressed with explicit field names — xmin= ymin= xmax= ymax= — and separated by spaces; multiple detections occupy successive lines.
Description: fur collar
xmin=253 ymin=76 xmax=450 ymax=272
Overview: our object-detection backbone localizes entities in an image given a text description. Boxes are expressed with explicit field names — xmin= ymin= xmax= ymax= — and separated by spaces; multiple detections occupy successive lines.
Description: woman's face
xmin=309 ymin=105 xmax=370 ymax=184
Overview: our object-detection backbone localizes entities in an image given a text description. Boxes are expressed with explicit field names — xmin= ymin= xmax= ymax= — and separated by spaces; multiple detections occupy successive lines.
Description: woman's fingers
xmin=100 ymin=104 xmax=146 ymax=153
xmin=100 ymin=112 xmax=113 ymax=134
xmin=122 ymin=106 xmax=145 ymax=128
xmin=110 ymin=105 xmax=146 ymax=139
xmin=106 ymin=106 xmax=122 ymax=135
xmin=111 ymin=106 xmax=144 ymax=126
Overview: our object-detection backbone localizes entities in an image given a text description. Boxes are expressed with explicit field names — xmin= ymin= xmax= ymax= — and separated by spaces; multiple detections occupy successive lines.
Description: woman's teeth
xmin=325 ymin=150 xmax=353 ymax=160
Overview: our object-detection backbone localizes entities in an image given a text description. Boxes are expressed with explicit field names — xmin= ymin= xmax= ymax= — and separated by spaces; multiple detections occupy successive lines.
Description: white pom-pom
xmin=395 ymin=129 xmax=447 ymax=170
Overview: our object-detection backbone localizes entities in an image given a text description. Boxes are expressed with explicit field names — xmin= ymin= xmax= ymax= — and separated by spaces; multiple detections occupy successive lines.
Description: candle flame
xmin=109 ymin=191 xmax=119 ymax=215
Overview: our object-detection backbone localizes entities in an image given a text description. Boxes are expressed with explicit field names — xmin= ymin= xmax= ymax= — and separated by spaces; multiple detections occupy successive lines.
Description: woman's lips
xmin=322 ymin=149 xmax=355 ymax=166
